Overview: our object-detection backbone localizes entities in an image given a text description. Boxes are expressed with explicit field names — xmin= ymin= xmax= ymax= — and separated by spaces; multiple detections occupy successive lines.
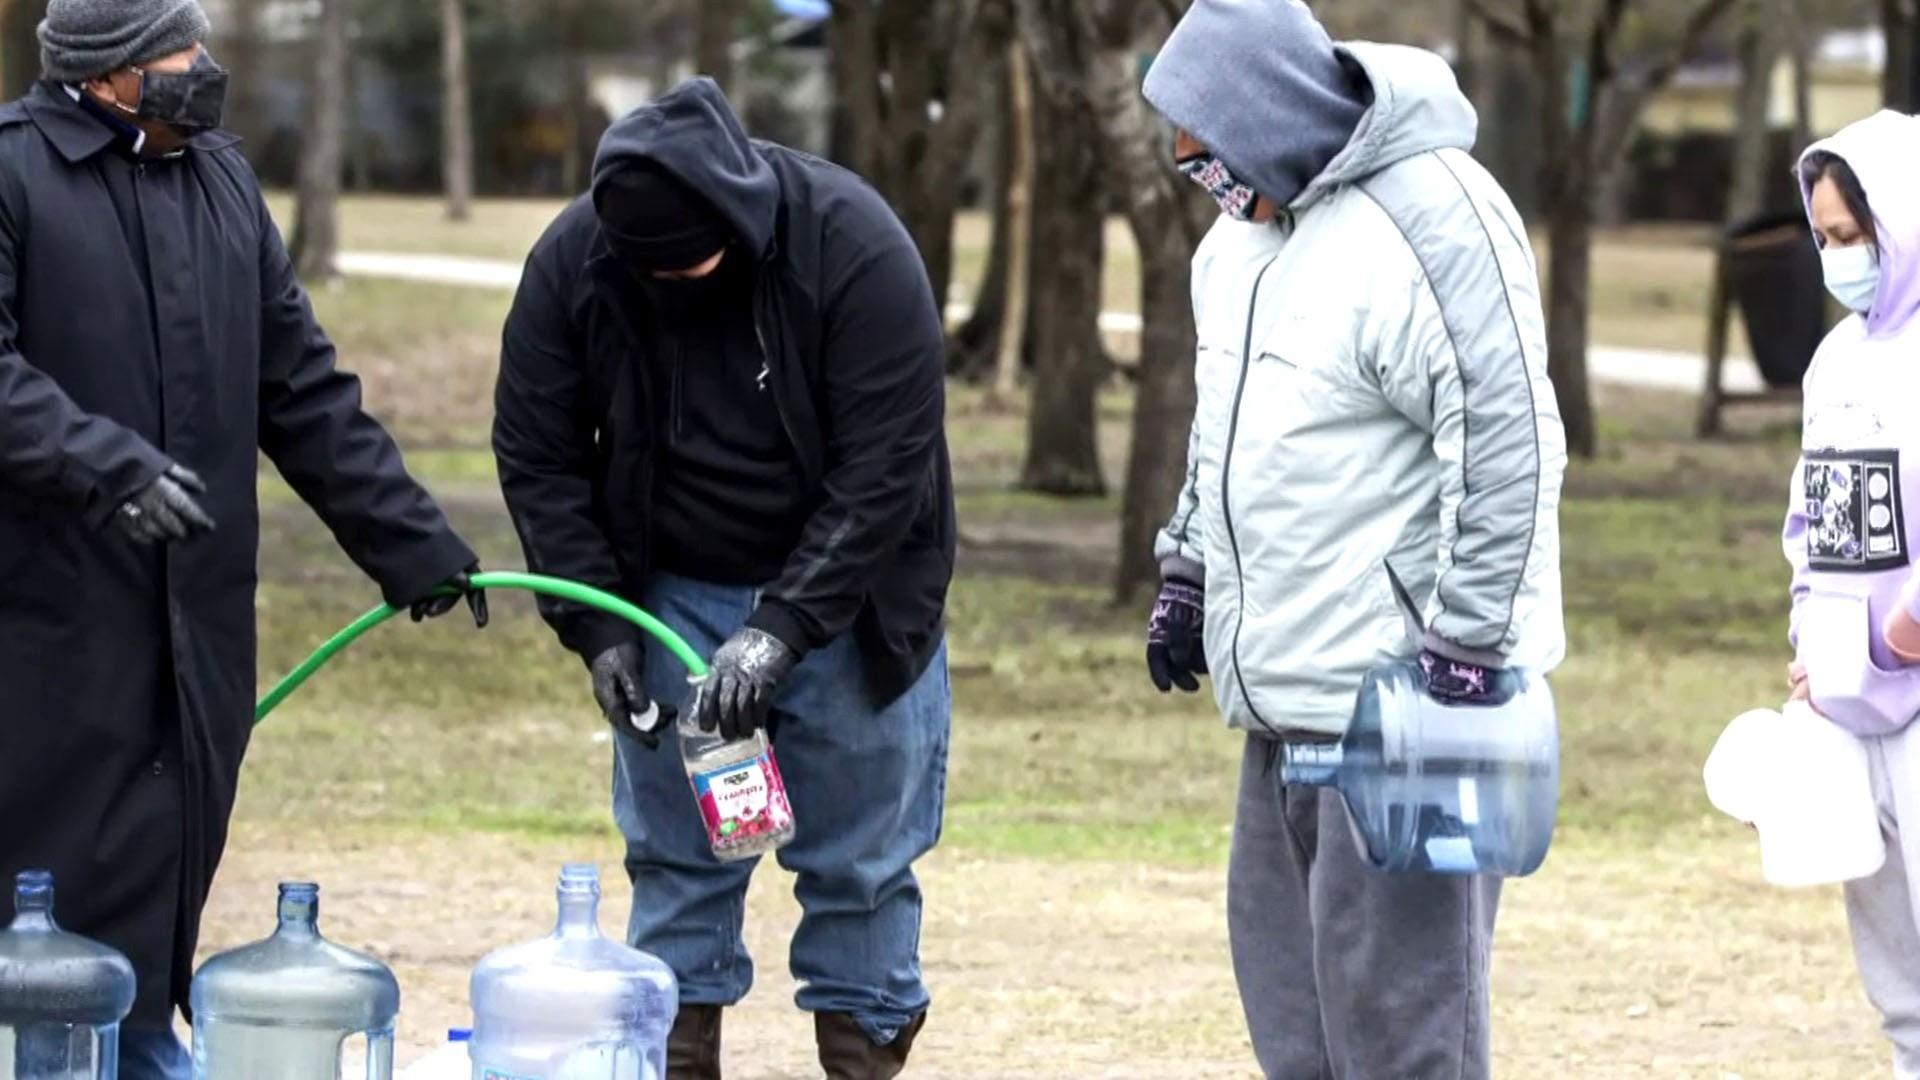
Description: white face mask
xmin=1822 ymin=244 xmax=1880 ymax=314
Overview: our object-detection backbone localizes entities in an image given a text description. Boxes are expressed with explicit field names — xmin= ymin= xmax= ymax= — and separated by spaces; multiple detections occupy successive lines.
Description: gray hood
xmin=1295 ymin=42 xmax=1479 ymax=210
xmin=1143 ymin=0 xmax=1370 ymax=210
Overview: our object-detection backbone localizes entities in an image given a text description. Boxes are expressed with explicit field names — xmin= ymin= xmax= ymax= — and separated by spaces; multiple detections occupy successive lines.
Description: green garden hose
xmin=253 ymin=571 xmax=707 ymax=724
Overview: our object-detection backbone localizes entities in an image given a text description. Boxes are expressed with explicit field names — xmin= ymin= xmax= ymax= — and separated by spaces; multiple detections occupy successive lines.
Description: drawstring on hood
xmin=1798 ymin=110 xmax=1920 ymax=338
xmin=590 ymin=77 xmax=780 ymax=263
xmin=1143 ymin=0 xmax=1370 ymax=210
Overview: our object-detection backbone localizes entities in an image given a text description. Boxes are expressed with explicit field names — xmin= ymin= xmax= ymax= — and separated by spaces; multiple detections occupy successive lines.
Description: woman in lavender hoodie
xmin=1785 ymin=109 xmax=1920 ymax=1074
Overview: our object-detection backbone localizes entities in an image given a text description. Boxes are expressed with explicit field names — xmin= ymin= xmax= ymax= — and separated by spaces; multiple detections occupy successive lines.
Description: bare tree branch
xmin=1463 ymin=0 xmax=1534 ymax=45
xmin=1594 ymin=0 xmax=1740 ymax=163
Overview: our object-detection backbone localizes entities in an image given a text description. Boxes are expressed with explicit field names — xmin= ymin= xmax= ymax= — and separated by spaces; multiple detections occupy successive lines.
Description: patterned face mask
xmin=116 ymin=48 xmax=229 ymax=135
xmin=1176 ymin=151 xmax=1260 ymax=221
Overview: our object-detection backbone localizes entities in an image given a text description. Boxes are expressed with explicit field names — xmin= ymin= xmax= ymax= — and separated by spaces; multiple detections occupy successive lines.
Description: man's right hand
xmin=114 ymin=464 xmax=216 ymax=544
xmin=590 ymin=642 xmax=673 ymax=748
xmin=1147 ymin=577 xmax=1208 ymax=693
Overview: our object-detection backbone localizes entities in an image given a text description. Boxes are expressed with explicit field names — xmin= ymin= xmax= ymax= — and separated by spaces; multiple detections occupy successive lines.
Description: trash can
xmin=1724 ymin=210 xmax=1828 ymax=389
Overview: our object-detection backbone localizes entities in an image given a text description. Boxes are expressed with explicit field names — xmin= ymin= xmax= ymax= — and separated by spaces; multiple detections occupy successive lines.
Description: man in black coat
xmin=0 ymin=3 xmax=484 ymax=1075
xmin=494 ymin=78 xmax=955 ymax=1078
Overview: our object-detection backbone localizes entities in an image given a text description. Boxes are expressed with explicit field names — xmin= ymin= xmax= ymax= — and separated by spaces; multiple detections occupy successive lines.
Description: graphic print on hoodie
xmin=1785 ymin=110 xmax=1920 ymax=736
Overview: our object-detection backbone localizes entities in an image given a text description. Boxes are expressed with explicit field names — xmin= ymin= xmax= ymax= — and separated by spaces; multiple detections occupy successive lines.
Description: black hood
xmin=590 ymin=77 xmax=780 ymax=259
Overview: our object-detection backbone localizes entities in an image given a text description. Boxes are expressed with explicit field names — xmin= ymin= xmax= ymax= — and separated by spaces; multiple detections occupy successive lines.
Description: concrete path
xmin=336 ymin=249 xmax=1768 ymax=395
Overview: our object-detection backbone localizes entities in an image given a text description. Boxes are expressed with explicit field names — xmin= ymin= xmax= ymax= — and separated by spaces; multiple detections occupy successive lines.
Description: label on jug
xmin=692 ymin=752 xmax=795 ymax=854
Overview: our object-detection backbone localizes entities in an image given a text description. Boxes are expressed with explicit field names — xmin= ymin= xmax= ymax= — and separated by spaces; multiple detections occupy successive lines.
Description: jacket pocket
xmin=1799 ymin=589 xmax=1920 ymax=736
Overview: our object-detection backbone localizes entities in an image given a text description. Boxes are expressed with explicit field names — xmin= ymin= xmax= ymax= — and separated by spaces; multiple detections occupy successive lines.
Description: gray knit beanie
xmin=38 ymin=0 xmax=211 ymax=83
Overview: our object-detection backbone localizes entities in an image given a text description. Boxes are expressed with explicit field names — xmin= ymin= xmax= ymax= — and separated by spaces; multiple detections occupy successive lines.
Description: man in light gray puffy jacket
xmin=1140 ymin=2 xmax=1567 ymax=1076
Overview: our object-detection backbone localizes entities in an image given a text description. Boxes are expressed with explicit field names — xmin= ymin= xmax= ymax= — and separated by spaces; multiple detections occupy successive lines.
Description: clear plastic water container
xmin=678 ymin=708 xmax=795 ymax=863
xmin=469 ymin=865 xmax=677 ymax=1080
xmin=189 ymin=882 xmax=399 ymax=1079
xmin=0 ymin=869 xmax=136 ymax=1080
xmin=1282 ymin=659 xmax=1560 ymax=876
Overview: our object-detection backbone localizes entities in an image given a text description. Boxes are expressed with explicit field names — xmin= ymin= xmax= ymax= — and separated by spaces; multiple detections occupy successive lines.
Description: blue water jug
xmin=470 ymin=865 xmax=677 ymax=1079
xmin=189 ymin=882 xmax=399 ymax=1079
xmin=1282 ymin=658 xmax=1559 ymax=876
xmin=0 ymin=869 xmax=137 ymax=1080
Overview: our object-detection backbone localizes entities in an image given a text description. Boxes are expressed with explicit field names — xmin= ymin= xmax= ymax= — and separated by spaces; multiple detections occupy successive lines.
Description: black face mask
xmin=116 ymin=48 xmax=229 ymax=135
xmin=638 ymin=248 xmax=751 ymax=315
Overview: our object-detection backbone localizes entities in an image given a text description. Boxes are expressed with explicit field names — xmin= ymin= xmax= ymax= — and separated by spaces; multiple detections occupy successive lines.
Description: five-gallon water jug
xmin=470 ymin=865 xmax=677 ymax=1080
xmin=0 ymin=870 xmax=136 ymax=1080
xmin=189 ymin=882 xmax=399 ymax=1079
xmin=678 ymin=707 xmax=795 ymax=863
xmin=1282 ymin=658 xmax=1560 ymax=876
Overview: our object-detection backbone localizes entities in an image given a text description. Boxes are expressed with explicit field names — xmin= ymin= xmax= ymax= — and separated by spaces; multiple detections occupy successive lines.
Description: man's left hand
xmin=1419 ymin=648 xmax=1501 ymax=704
xmin=695 ymin=628 xmax=799 ymax=741
xmin=408 ymin=564 xmax=489 ymax=628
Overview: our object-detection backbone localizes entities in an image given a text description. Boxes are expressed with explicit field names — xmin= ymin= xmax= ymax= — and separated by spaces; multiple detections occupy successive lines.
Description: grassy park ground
xmin=202 ymin=196 xmax=1880 ymax=1076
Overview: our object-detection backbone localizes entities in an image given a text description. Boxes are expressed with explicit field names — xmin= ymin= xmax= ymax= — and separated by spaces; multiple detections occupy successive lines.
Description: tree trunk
xmin=1789 ymin=0 xmax=1813 ymax=150
xmin=291 ymin=0 xmax=348 ymax=283
xmin=441 ymin=0 xmax=474 ymax=221
xmin=1727 ymin=0 xmax=1780 ymax=224
xmin=989 ymin=38 xmax=1034 ymax=408
xmin=1017 ymin=0 xmax=1106 ymax=497
xmin=1 ymin=0 xmax=45 ymax=102
xmin=1082 ymin=3 xmax=1213 ymax=601
xmin=560 ymin=53 xmax=589 ymax=194
xmin=953 ymin=29 xmax=1017 ymax=376
xmin=1884 ymin=0 xmax=1916 ymax=110
xmin=695 ymin=0 xmax=745 ymax=93
xmin=828 ymin=2 xmax=884 ymax=182
xmin=1544 ymin=176 xmax=1597 ymax=459
xmin=1910 ymin=0 xmax=1920 ymax=111
xmin=223 ymin=0 xmax=265 ymax=150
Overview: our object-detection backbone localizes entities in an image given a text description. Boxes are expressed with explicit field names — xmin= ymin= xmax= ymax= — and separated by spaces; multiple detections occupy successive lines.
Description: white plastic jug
xmin=1704 ymin=701 xmax=1885 ymax=886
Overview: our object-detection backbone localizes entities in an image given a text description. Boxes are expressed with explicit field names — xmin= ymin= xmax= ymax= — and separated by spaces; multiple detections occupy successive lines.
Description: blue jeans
xmin=612 ymin=572 xmax=950 ymax=1044
xmin=118 ymin=1025 xmax=191 ymax=1080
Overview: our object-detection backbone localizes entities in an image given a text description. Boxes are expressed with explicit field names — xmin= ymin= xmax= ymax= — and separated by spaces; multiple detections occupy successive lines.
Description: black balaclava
xmin=594 ymin=160 xmax=733 ymax=274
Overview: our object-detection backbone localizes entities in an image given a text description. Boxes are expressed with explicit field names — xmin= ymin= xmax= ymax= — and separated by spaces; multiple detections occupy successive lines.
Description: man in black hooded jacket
xmin=493 ymin=78 xmax=955 ymax=1078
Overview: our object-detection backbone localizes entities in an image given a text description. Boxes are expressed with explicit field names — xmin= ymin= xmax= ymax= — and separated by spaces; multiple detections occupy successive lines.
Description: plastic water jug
xmin=0 ymin=869 xmax=136 ymax=1080
xmin=1705 ymin=701 xmax=1885 ymax=886
xmin=678 ymin=710 xmax=796 ymax=863
xmin=1282 ymin=658 xmax=1560 ymax=876
xmin=189 ymin=882 xmax=399 ymax=1079
xmin=470 ymin=865 xmax=677 ymax=1080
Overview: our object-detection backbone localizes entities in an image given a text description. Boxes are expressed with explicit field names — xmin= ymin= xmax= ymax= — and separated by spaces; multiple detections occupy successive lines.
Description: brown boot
xmin=815 ymin=1011 xmax=927 ymax=1080
xmin=667 ymin=1004 xmax=722 ymax=1080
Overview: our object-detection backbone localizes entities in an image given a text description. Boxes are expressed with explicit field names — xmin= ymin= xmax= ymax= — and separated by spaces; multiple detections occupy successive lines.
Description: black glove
xmin=114 ymin=464 xmax=216 ymax=544
xmin=1417 ymin=648 xmax=1517 ymax=706
xmin=693 ymin=628 xmax=799 ymax=741
xmin=409 ymin=563 xmax=488 ymax=628
xmin=1147 ymin=577 xmax=1207 ymax=693
xmin=590 ymin=642 xmax=674 ymax=748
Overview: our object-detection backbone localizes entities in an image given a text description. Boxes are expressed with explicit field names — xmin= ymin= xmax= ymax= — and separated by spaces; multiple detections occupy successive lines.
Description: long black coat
xmin=494 ymin=78 xmax=955 ymax=707
xmin=0 ymin=83 xmax=475 ymax=1027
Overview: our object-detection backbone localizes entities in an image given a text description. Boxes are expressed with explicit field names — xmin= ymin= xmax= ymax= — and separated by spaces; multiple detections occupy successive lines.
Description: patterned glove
xmin=1147 ymin=577 xmax=1208 ymax=693
xmin=1419 ymin=648 xmax=1504 ymax=705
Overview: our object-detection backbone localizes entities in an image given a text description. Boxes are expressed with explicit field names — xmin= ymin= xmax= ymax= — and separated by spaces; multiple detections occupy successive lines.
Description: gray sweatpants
xmin=1845 ymin=724 xmax=1920 ymax=1079
xmin=1229 ymin=736 xmax=1501 ymax=1080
